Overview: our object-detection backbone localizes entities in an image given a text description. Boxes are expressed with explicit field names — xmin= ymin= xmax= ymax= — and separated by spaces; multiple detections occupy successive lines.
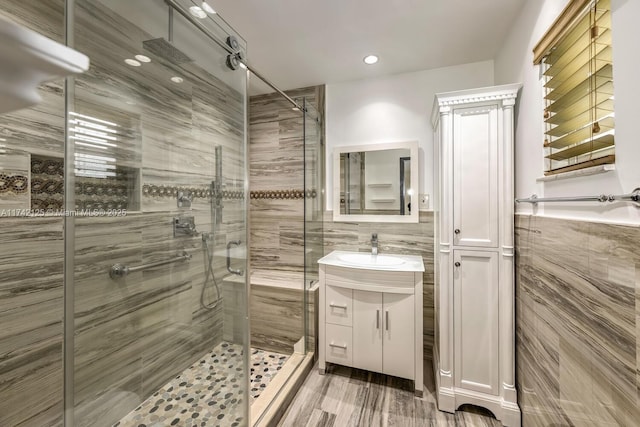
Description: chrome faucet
xmin=371 ymin=233 xmax=378 ymax=255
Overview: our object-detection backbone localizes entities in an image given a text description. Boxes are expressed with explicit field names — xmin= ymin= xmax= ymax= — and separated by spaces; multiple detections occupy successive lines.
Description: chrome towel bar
xmin=110 ymin=251 xmax=192 ymax=279
xmin=516 ymin=188 xmax=640 ymax=207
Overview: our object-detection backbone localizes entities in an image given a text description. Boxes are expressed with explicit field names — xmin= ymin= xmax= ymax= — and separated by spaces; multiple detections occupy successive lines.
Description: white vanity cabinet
xmin=432 ymin=84 xmax=522 ymax=427
xmin=352 ymin=289 xmax=415 ymax=379
xmin=318 ymin=251 xmax=425 ymax=396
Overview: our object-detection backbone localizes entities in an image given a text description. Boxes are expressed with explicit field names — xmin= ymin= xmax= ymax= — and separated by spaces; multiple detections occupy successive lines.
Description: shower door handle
xmin=226 ymin=240 xmax=244 ymax=276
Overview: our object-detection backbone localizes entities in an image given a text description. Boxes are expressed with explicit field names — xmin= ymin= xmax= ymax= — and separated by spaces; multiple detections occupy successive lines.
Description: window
xmin=533 ymin=0 xmax=614 ymax=175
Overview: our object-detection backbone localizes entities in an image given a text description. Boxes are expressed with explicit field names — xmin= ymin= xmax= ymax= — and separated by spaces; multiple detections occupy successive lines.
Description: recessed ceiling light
xmin=202 ymin=1 xmax=216 ymax=14
xmin=135 ymin=54 xmax=151 ymax=63
xmin=363 ymin=55 xmax=379 ymax=65
xmin=124 ymin=58 xmax=141 ymax=67
xmin=171 ymin=76 xmax=184 ymax=83
xmin=189 ymin=6 xmax=207 ymax=19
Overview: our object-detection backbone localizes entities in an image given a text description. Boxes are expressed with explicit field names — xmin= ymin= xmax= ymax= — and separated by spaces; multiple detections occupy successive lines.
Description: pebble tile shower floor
xmin=115 ymin=342 xmax=289 ymax=427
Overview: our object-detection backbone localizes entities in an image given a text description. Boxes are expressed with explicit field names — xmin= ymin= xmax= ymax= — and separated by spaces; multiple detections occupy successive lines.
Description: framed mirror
xmin=333 ymin=140 xmax=419 ymax=223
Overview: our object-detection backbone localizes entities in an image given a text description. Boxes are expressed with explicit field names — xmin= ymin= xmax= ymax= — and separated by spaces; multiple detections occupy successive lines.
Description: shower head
xmin=142 ymin=5 xmax=193 ymax=65
xmin=143 ymin=38 xmax=193 ymax=64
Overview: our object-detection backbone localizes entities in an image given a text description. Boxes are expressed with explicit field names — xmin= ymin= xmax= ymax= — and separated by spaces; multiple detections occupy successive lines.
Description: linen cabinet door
xmin=352 ymin=290 xmax=383 ymax=373
xmin=382 ymin=292 xmax=415 ymax=380
xmin=452 ymin=105 xmax=499 ymax=248
xmin=453 ymin=250 xmax=499 ymax=395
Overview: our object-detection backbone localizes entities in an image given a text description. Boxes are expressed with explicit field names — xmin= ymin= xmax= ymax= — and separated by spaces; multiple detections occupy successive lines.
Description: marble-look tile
xmin=0 ymin=217 xmax=64 ymax=427
xmin=249 ymin=85 xmax=323 ymax=276
xmin=0 ymin=3 xmax=64 ymax=427
xmin=280 ymin=360 xmax=501 ymax=427
xmin=515 ymin=214 xmax=640 ymax=426
xmin=248 ymin=85 xmax=324 ymax=361
xmin=0 ymin=0 xmax=65 ymax=160
xmin=250 ymin=280 xmax=304 ymax=354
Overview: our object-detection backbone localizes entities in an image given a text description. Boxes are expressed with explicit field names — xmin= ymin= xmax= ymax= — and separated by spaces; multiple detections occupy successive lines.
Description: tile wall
xmin=515 ymin=214 xmax=640 ymax=426
xmin=0 ymin=1 xmax=65 ymax=426
xmin=249 ymin=86 xmax=324 ymax=275
xmin=248 ymin=86 xmax=325 ymax=354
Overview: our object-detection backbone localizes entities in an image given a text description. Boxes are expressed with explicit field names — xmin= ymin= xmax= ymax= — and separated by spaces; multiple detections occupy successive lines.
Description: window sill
xmin=536 ymin=164 xmax=616 ymax=182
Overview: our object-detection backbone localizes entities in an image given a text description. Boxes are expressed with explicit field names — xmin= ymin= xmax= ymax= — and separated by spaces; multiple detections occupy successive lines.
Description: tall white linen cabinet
xmin=432 ymin=84 xmax=522 ymax=427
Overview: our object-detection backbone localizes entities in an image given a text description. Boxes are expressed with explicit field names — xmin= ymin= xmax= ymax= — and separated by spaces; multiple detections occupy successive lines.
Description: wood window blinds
xmin=533 ymin=0 xmax=614 ymax=175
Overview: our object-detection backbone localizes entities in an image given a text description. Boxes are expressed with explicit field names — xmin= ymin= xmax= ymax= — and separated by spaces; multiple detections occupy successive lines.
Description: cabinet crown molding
xmin=431 ymin=83 xmax=522 ymax=125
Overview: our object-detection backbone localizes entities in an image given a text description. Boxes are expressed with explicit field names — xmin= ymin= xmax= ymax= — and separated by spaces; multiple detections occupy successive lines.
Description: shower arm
xmin=163 ymin=0 xmax=305 ymax=112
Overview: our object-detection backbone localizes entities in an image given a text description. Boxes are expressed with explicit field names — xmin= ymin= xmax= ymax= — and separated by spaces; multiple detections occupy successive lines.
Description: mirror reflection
xmin=339 ymin=148 xmax=412 ymax=215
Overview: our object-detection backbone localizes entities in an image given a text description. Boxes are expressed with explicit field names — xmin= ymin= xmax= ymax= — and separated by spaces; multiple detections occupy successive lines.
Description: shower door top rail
xmin=516 ymin=188 xmax=640 ymax=207
xmin=109 ymin=251 xmax=192 ymax=279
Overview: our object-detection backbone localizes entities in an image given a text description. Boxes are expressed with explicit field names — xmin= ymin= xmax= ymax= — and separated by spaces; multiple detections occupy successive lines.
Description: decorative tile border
xmin=142 ymin=184 xmax=245 ymax=200
xmin=249 ymin=189 xmax=317 ymax=200
xmin=0 ymin=173 xmax=29 ymax=194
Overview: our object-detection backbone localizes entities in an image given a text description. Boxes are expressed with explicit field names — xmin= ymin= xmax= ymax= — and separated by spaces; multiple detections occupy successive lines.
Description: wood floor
xmin=278 ymin=360 xmax=503 ymax=427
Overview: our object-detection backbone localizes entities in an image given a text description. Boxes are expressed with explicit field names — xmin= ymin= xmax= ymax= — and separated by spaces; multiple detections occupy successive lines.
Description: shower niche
xmin=1 ymin=151 xmax=140 ymax=214
xmin=31 ymin=155 xmax=140 ymax=212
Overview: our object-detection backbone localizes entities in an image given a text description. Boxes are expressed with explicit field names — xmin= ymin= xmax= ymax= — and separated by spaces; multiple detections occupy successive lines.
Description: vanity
xmin=318 ymin=250 xmax=424 ymax=395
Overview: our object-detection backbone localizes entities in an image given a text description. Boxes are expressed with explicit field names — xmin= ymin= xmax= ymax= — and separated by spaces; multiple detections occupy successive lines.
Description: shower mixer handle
xmin=226 ymin=240 xmax=244 ymax=276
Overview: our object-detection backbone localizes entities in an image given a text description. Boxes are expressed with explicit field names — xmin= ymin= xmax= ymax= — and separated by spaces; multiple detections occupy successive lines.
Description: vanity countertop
xmin=318 ymin=250 xmax=424 ymax=272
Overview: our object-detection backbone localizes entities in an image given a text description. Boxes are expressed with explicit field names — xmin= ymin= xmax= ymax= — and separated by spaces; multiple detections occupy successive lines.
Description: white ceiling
xmin=211 ymin=0 xmax=527 ymax=94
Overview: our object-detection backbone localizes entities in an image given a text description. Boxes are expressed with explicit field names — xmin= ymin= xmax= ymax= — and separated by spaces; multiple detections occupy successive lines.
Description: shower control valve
xmin=174 ymin=216 xmax=198 ymax=237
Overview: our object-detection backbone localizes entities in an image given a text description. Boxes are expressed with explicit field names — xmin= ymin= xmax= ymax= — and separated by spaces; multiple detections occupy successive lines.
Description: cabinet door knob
xmin=454 ymin=229 xmax=460 ymax=234
xmin=454 ymin=262 xmax=461 ymax=267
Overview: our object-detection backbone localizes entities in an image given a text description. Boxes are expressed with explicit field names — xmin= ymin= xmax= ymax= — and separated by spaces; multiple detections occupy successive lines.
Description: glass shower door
xmin=303 ymin=99 xmax=322 ymax=354
xmin=65 ymin=1 xmax=249 ymax=426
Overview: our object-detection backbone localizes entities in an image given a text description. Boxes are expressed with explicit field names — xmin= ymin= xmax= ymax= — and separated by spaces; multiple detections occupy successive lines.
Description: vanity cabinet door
xmin=453 ymin=250 xmax=499 ymax=395
xmin=382 ymin=292 xmax=415 ymax=380
xmin=352 ymin=290 xmax=383 ymax=373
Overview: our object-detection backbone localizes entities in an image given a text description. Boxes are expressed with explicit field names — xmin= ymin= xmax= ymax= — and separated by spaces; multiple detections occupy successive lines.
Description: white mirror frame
xmin=333 ymin=140 xmax=419 ymax=223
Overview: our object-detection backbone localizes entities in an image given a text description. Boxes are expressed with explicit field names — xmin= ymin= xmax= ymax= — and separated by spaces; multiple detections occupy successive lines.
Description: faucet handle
xmin=372 ymin=233 xmax=378 ymax=240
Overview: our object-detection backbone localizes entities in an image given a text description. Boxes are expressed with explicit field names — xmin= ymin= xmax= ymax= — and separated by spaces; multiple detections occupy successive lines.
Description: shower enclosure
xmin=1 ymin=0 xmax=252 ymax=425
xmin=244 ymin=85 xmax=324 ymax=425
xmin=1 ymin=1 xmax=323 ymax=425
xmin=67 ymin=1 xmax=250 ymax=425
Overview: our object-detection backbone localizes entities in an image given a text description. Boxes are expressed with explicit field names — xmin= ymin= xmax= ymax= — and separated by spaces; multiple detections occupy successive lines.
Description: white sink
xmin=319 ymin=250 xmax=424 ymax=272
xmin=337 ymin=253 xmax=405 ymax=267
